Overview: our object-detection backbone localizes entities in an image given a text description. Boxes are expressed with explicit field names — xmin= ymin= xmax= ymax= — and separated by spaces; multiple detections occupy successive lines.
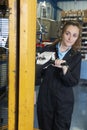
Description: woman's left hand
xmin=53 ymin=59 xmax=69 ymax=75
xmin=54 ymin=59 xmax=66 ymax=68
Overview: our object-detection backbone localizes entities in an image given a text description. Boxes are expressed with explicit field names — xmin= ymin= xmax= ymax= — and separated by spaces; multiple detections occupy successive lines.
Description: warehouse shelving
xmin=0 ymin=1 xmax=9 ymax=129
xmin=61 ymin=9 xmax=87 ymax=60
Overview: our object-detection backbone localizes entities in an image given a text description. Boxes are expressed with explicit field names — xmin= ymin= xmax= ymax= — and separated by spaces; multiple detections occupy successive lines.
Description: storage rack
xmin=60 ymin=9 xmax=87 ymax=60
xmin=0 ymin=1 xmax=9 ymax=129
xmin=0 ymin=4 xmax=9 ymax=95
xmin=81 ymin=17 xmax=87 ymax=59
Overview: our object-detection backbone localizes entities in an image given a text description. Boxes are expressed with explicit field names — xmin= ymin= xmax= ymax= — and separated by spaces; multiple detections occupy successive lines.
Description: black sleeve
xmin=60 ymin=53 xmax=82 ymax=87
xmin=35 ymin=58 xmax=54 ymax=86
xmin=35 ymin=45 xmax=56 ymax=85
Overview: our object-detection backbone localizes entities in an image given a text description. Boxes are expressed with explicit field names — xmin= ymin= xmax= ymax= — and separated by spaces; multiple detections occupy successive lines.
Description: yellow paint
xmin=8 ymin=0 xmax=17 ymax=130
xmin=18 ymin=0 xmax=36 ymax=130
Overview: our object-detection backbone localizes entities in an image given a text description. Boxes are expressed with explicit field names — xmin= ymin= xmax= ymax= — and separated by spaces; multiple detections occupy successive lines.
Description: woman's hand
xmin=54 ymin=59 xmax=66 ymax=68
xmin=54 ymin=59 xmax=69 ymax=75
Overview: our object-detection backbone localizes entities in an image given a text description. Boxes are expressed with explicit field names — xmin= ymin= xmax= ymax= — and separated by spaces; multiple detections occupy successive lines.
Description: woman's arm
xmin=60 ymin=53 xmax=82 ymax=87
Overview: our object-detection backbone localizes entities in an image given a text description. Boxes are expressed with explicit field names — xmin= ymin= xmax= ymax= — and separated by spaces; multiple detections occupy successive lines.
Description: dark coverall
xmin=36 ymin=44 xmax=81 ymax=130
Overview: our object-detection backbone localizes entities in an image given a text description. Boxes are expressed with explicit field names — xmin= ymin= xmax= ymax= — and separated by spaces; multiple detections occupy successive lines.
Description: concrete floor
xmin=34 ymin=80 xmax=87 ymax=130
xmin=70 ymin=81 xmax=87 ymax=130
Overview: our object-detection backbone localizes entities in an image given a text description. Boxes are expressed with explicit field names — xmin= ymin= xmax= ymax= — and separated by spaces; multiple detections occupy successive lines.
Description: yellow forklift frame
xmin=8 ymin=0 xmax=37 ymax=130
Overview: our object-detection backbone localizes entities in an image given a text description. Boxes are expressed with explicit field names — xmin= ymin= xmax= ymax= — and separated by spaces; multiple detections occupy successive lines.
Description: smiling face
xmin=61 ymin=25 xmax=80 ymax=48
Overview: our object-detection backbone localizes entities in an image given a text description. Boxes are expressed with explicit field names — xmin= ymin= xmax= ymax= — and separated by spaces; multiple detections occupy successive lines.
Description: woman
xmin=37 ymin=21 xmax=82 ymax=130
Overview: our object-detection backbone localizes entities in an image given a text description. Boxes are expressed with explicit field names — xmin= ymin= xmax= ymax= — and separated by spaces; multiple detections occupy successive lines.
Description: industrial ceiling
xmin=37 ymin=0 xmax=87 ymax=10
xmin=55 ymin=0 xmax=87 ymax=1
